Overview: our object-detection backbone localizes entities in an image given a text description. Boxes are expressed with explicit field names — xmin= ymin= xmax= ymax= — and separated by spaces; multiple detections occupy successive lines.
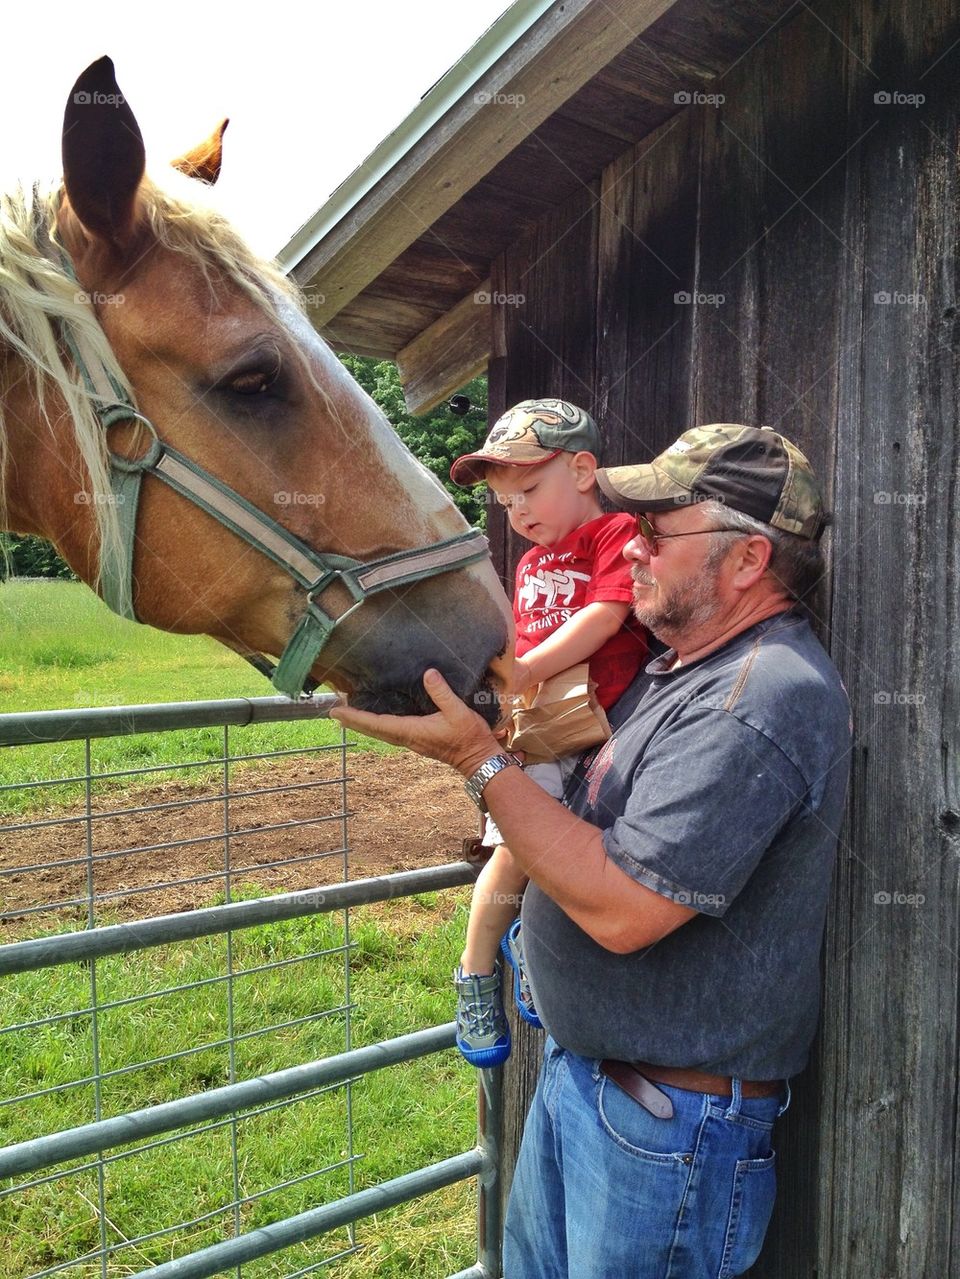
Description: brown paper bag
xmin=506 ymin=662 xmax=611 ymax=764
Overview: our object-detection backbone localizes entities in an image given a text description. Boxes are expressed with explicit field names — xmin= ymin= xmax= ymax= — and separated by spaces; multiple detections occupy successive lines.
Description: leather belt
xmin=600 ymin=1058 xmax=783 ymax=1114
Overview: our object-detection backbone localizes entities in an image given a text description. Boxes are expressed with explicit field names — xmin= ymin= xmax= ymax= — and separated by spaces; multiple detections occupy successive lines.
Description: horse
xmin=0 ymin=57 xmax=511 ymax=717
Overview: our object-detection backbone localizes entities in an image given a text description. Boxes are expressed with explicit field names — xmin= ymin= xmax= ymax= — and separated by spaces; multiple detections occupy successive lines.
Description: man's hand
xmin=329 ymin=669 xmax=502 ymax=777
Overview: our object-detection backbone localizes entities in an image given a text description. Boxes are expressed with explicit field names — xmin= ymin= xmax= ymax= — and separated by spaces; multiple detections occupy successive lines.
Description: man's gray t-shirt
xmin=521 ymin=612 xmax=852 ymax=1079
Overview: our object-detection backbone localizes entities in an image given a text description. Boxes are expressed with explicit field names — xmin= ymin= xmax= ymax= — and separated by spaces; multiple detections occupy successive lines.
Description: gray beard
xmin=632 ymin=569 xmax=723 ymax=646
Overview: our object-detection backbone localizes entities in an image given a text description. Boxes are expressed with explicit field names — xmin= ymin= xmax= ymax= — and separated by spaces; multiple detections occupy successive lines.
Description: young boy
xmin=449 ymin=398 xmax=648 ymax=1066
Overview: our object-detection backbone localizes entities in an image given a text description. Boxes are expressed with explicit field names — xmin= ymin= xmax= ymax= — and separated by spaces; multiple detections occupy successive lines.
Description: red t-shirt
xmin=514 ymin=513 xmax=648 ymax=710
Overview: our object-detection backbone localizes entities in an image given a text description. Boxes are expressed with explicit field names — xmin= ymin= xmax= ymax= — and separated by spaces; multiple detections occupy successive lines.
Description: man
xmin=331 ymin=424 xmax=852 ymax=1279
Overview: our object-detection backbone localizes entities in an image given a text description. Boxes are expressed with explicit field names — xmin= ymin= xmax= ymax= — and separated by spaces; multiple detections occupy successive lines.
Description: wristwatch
xmin=463 ymin=752 xmax=522 ymax=812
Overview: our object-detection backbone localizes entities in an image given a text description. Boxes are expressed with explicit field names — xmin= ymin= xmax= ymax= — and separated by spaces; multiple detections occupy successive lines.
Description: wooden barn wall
xmin=488 ymin=0 xmax=960 ymax=1274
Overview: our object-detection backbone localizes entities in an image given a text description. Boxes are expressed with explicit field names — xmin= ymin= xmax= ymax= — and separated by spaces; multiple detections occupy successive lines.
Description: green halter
xmin=58 ymin=268 xmax=489 ymax=698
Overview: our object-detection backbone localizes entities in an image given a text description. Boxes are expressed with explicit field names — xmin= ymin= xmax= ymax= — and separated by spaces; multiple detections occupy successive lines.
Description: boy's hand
xmin=329 ymin=669 xmax=502 ymax=778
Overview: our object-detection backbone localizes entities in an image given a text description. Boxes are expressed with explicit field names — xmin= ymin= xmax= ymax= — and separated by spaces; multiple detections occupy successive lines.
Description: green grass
xmin=0 ymin=893 xmax=479 ymax=1278
xmin=0 ymin=580 xmax=481 ymax=1275
xmin=0 ymin=579 xmax=393 ymax=814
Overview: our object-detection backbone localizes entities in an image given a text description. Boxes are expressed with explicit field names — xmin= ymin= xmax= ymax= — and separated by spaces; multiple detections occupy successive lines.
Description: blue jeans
xmin=503 ymin=1038 xmax=791 ymax=1279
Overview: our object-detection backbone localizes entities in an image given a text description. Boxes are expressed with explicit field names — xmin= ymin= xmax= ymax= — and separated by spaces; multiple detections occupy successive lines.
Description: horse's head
xmin=1 ymin=57 xmax=512 ymax=717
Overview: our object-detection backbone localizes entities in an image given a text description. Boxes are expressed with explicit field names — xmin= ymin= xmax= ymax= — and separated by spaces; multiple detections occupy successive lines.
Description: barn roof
xmin=279 ymin=0 xmax=799 ymax=413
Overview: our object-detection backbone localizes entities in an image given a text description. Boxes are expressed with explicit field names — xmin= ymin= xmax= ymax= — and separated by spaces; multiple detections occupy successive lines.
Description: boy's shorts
xmin=482 ymin=754 xmax=580 ymax=848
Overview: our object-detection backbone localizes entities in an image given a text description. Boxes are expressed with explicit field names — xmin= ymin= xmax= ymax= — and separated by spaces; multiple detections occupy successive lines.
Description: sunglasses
xmin=633 ymin=514 xmax=743 ymax=556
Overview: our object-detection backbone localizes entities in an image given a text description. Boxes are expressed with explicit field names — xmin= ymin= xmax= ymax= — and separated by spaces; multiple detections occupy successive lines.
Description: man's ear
xmin=730 ymin=535 xmax=775 ymax=590
xmin=571 ymin=450 xmax=599 ymax=491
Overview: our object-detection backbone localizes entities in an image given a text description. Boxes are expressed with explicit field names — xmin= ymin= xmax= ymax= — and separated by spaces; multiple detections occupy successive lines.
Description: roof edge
xmin=276 ymin=0 xmax=556 ymax=273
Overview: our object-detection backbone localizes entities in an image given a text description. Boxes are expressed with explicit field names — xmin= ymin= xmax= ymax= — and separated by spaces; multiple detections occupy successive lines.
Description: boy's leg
xmin=462 ymin=845 xmax=528 ymax=974
xmin=455 ymin=846 xmax=529 ymax=1068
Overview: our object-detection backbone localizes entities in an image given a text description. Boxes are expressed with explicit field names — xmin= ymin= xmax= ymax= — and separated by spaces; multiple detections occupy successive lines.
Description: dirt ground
xmin=0 ymin=751 xmax=480 ymax=932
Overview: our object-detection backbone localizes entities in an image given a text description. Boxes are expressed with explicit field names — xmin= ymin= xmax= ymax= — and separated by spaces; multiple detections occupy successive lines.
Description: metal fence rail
xmin=0 ymin=696 xmax=501 ymax=1279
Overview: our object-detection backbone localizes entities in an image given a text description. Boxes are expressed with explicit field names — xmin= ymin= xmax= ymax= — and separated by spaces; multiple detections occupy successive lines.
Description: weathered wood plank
xmin=817 ymin=1 xmax=960 ymax=1275
xmin=489 ymin=1 xmax=960 ymax=1274
xmin=396 ymin=282 xmax=492 ymax=416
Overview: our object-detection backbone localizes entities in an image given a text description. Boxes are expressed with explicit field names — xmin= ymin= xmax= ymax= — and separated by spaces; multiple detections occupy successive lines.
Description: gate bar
xmin=124 ymin=1149 xmax=490 ymax=1279
xmin=0 ymin=694 xmax=339 ymax=747
xmin=0 ymin=862 xmax=476 ymax=975
xmin=0 ymin=1023 xmax=459 ymax=1180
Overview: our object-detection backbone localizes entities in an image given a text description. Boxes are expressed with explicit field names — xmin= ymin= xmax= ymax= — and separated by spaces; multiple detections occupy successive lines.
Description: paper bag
xmin=506 ymin=662 xmax=611 ymax=765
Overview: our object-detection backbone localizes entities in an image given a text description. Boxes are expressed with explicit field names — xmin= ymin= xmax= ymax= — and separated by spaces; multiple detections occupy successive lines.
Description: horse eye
xmin=230 ymin=368 xmax=277 ymax=395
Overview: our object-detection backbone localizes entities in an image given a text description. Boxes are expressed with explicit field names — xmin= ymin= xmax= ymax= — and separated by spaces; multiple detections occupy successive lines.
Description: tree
xmin=0 ymin=533 xmax=76 ymax=582
xmin=338 ymin=356 xmax=490 ymax=528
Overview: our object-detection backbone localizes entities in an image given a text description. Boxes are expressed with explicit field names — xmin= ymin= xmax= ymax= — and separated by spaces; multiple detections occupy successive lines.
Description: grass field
xmin=0 ymin=579 xmax=392 ymax=814
xmin=0 ymin=578 xmax=482 ymax=1277
xmin=0 ymin=894 xmax=479 ymax=1278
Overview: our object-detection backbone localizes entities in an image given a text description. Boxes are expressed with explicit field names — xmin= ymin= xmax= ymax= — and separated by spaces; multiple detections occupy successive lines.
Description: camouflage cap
xmin=596 ymin=424 xmax=826 ymax=539
xmin=450 ymin=399 xmax=600 ymax=487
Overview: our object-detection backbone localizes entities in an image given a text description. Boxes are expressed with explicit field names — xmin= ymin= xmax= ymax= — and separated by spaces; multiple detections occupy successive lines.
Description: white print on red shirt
xmin=516 ymin=567 xmax=590 ymax=612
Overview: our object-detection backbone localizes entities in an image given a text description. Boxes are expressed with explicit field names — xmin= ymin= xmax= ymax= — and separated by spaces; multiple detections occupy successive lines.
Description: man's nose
xmin=623 ymin=533 xmax=650 ymax=563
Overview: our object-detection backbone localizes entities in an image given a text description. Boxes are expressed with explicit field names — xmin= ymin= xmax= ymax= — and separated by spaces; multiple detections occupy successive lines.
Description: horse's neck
xmin=1 ymin=346 xmax=99 ymax=579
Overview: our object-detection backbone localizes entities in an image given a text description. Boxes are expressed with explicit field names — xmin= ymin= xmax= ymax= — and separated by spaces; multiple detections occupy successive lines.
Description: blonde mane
xmin=0 ymin=176 xmax=302 ymax=602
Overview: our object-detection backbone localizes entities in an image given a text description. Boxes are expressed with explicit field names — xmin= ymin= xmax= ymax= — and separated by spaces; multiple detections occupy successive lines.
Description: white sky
xmin=1 ymin=0 xmax=514 ymax=258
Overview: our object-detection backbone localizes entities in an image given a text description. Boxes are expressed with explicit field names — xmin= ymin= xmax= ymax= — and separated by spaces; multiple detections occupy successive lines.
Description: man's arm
xmin=330 ymin=669 xmax=696 ymax=953
xmin=514 ymin=600 xmax=631 ymax=692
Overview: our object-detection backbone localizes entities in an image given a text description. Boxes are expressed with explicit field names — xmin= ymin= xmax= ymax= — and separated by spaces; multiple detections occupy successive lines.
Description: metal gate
xmin=0 ymin=696 xmax=501 ymax=1278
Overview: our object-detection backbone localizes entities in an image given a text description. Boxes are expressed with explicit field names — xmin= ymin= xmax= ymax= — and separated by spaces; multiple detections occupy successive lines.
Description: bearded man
xmin=332 ymin=424 xmax=852 ymax=1279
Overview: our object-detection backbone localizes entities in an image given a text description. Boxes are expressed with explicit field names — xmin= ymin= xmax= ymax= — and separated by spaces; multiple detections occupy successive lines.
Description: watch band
xmin=463 ymin=752 xmax=522 ymax=812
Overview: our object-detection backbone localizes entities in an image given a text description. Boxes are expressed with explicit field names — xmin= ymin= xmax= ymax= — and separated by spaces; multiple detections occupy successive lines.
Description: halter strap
xmin=56 ymin=259 xmax=490 ymax=697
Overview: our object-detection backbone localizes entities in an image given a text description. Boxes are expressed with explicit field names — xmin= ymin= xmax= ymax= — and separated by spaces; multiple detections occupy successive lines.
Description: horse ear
xmin=171 ymin=119 xmax=230 ymax=186
xmin=62 ymin=56 xmax=145 ymax=247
